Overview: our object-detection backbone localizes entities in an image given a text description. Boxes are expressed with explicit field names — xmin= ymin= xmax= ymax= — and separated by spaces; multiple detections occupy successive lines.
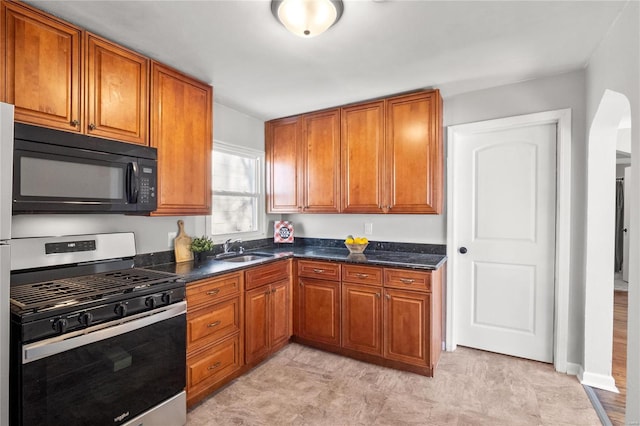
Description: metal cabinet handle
xmin=207 ymin=321 xmax=221 ymax=328
xmin=88 ymin=123 xmax=96 ymax=130
xmin=376 ymin=293 xmax=381 ymax=298
xmin=206 ymin=289 xmax=221 ymax=296
xmin=208 ymin=361 xmax=221 ymax=370
xmin=271 ymin=288 xmax=276 ymax=293
xmin=299 ymin=282 xmax=304 ymax=286
xmin=355 ymin=273 xmax=369 ymax=279
xmin=71 ymin=119 xmax=79 ymax=127
xmin=312 ymin=269 xmax=325 ymax=274
xmin=399 ymin=278 xmax=415 ymax=284
xmin=385 ymin=294 xmax=391 ymax=300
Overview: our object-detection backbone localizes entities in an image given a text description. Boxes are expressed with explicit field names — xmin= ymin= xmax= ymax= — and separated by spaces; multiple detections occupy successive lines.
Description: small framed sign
xmin=274 ymin=221 xmax=294 ymax=243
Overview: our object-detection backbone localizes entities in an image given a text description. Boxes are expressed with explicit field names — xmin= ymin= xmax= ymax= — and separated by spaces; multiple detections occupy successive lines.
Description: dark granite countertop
xmin=146 ymin=246 xmax=447 ymax=283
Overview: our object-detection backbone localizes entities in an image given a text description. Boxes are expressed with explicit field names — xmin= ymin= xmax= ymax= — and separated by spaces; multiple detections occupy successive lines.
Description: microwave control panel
xmin=138 ymin=159 xmax=157 ymax=208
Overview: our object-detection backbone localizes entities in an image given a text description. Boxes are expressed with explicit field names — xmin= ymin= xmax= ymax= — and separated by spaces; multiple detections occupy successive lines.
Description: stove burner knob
xmin=145 ymin=297 xmax=157 ymax=309
xmin=79 ymin=312 xmax=94 ymax=327
xmin=53 ymin=318 xmax=69 ymax=334
xmin=115 ymin=303 xmax=128 ymax=317
xmin=162 ymin=292 xmax=172 ymax=305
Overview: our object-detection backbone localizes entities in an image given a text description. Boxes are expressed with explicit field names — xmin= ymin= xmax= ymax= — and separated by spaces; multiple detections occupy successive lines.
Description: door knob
xmin=459 ymin=247 xmax=468 ymax=254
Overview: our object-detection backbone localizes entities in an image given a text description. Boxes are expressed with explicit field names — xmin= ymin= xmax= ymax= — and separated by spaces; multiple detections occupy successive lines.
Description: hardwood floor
xmin=593 ymin=290 xmax=628 ymax=425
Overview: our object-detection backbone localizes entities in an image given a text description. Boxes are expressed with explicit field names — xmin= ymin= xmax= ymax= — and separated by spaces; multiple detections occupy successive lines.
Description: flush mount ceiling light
xmin=271 ymin=0 xmax=344 ymax=38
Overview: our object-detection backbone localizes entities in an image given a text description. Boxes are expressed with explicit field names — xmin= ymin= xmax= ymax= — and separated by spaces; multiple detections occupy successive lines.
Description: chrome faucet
xmin=223 ymin=238 xmax=243 ymax=254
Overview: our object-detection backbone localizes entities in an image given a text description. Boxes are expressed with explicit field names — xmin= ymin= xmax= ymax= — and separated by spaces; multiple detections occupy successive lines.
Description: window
xmin=208 ymin=141 xmax=265 ymax=241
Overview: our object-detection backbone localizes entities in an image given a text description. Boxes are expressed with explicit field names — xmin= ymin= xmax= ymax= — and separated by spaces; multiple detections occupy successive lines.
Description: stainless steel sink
xmin=219 ymin=254 xmax=271 ymax=263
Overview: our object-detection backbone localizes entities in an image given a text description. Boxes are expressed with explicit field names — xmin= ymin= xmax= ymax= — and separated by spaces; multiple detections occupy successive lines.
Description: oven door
xmin=15 ymin=302 xmax=186 ymax=426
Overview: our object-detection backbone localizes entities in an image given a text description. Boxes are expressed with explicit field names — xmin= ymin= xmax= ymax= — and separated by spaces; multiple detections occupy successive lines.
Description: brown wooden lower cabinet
xmin=383 ymin=288 xmax=430 ymax=366
xmin=244 ymin=260 xmax=292 ymax=366
xmin=298 ymin=277 xmax=341 ymax=347
xmin=185 ymin=271 xmax=244 ymax=407
xmin=342 ymin=283 xmax=382 ymax=356
xmin=185 ymin=259 xmax=443 ymax=407
xmin=245 ymin=278 xmax=290 ymax=365
xmin=294 ymin=261 xmax=443 ymax=377
xmin=186 ymin=334 xmax=242 ymax=405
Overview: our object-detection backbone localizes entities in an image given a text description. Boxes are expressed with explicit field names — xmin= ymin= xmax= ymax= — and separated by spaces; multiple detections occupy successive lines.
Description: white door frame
xmin=446 ymin=108 xmax=572 ymax=373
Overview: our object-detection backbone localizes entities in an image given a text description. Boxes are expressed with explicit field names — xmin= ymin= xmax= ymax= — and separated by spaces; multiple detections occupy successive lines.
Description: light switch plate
xmin=364 ymin=223 xmax=373 ymax=235
xmin=168 ymin=231 xmax=177 ymax=248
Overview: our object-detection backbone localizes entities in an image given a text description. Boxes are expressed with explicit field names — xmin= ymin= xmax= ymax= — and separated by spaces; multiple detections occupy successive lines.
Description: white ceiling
xmin=26 ymin=0 xmax=628 ymax=121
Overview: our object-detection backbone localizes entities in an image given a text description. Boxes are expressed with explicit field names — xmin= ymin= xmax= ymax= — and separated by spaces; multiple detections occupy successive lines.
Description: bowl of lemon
xmin=344 ymin=235 xmax=369 ymax=254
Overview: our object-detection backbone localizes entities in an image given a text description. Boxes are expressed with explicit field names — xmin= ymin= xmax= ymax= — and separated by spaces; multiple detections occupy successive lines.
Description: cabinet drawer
xmin=188 ymin=334 xmax=241 ymax=388
xmin=186 ymin=272 xmax=242 ymax=309
xmin=384 ymin=268 xmax=431 ymax=292
xmin=245 ymin=260 xmax=289 ymax=290
xmin=188 ymin=297 xmax=240 ymax=350
xmin=297 ymin=260 xmax=341 ymax=281
xmin=342 ymin=264 xmax=382 ymax=286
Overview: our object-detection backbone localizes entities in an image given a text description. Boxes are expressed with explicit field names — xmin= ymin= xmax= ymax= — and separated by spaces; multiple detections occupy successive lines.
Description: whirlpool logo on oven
xmin=114 ymin=411 xmax=130 ymax=423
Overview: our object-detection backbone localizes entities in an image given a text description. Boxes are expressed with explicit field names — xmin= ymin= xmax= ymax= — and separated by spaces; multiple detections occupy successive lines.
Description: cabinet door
xmin=270 ymin=279 xmax=291 ymax=348
xmin=298 ymin=277 xmax=340 ymax=346
xmin=301 ymin=109 xmax=340 ymax=213
xmin=266 ymin=116 xmax=302 ymax=213
xmin=245 ymin=285 xmax=270 ymax=364
xmin=385 ymin=90 xmax=442 ymax=214
xmin=383 ymin=288 xmax=430 ymax=366
xmin=341 ymin=101 xmax=385 ymax=213
xmin=151 ymin=62 xmax=212 ymax=215
xmin=86 ymin=33 xmax=149 ymax=145
xmin=3 ymin=2 xmax=81 ymax=132
xmin=342 ymin=283 xmax=382 ymax=356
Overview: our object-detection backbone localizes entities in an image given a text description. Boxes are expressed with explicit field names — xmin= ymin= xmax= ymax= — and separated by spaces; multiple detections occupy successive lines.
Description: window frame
xmin=206 ymin=140 xmax=266 ymax=243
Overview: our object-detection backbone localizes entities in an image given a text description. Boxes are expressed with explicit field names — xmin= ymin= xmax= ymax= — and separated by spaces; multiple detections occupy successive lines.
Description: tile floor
xmin=187 ymin=343 xmax=600 ymax=426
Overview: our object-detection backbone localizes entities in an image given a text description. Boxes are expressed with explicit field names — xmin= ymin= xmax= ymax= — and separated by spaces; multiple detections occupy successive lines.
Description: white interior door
xmin=451 ymin=122 xmax=557 ymax=363
xmin=623 ymin=166 xmax=631 ymax=282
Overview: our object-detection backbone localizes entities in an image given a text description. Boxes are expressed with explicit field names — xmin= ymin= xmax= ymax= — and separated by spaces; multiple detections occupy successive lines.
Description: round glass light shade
xmin=272 ymin=0 xmax=344 ymax=37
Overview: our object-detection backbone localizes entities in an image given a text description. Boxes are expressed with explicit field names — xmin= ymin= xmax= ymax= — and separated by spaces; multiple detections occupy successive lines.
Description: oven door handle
xmin=22 ymin=301 xmax=186 ymax=364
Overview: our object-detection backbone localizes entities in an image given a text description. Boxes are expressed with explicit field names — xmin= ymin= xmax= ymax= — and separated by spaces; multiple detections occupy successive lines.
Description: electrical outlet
xmin=168 ymin=231 xmax=177 ymax=248
xmin=364 ymin=223 xmax=373 ymax=235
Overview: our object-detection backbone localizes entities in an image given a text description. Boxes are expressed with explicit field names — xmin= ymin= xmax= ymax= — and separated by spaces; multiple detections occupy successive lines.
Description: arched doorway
xmin=582 ymin=89 xmax=631 ymax=397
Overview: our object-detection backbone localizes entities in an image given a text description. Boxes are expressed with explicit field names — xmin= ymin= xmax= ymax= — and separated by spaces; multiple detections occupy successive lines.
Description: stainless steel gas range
xmin=9 ymin=232 xmax=187 ymax=426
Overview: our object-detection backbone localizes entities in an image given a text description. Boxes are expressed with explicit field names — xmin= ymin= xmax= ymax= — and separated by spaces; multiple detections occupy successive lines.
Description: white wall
xmin=11 ymin=102 xmax=267 ymax=255
xmin=584 ymin=1 xmax=639 ymax=422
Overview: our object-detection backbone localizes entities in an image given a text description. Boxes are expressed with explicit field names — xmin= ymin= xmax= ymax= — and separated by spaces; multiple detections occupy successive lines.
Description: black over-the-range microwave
xmin=13 ymin=123 xmax=157 ymax=214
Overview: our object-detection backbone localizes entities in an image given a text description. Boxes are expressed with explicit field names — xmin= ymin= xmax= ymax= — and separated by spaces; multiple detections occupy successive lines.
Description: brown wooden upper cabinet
xmin=266 ymin=116 xmax=303 ymax=213
xmin=266 ymin=89 xmax=443 ymax=214
xmin=301 ymin=109 xmax=341 ymax=213
xmin=2 ymin=1 xmax=82 ymax=132
xmin=2 ymin=2 xmax=149 ymax=145
xmin=341 ymin=100 xmax=385 ymax=213
xmin=266 ymin=109 xmax=340 ymax=214
xmin=85 ymin=33 xmax=149 ymax=145
xmin=150 ymin=62 xmax=212 ymax=216
xmin=385 ymin=90 xmax=443 ymax=214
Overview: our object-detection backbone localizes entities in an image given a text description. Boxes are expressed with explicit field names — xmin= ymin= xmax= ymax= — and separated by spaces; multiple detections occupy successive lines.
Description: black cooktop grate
xmin=10 ymin=268 xmax=179 ymax=311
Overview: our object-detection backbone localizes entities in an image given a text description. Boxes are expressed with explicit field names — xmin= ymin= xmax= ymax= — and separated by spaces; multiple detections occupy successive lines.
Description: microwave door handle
xmin=126 ymin=162 xmax=139 ymax=203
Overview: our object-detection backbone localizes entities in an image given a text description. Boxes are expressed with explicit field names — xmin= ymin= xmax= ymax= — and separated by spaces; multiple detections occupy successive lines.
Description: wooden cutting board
xmin=174 ymin=220 xmax=193 ymax=263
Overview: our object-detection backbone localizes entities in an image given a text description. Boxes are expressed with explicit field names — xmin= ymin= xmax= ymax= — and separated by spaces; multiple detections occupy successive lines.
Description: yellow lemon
xmin=361 ymin=237 xmax=369 ymax=244
xmin=345 ymin=237 xmax=354 ymax=244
